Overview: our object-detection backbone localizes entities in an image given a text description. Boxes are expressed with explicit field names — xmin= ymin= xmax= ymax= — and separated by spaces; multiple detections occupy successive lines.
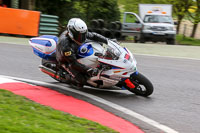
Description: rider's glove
xmin=87 ymin=68 xmax=99 ymax=77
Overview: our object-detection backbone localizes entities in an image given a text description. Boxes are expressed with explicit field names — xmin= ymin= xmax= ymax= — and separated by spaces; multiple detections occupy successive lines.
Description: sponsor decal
xmin=114 ymin=71 xmax=121 ymax=73
xmin=64 ymin=51 xmax=72 ymax=56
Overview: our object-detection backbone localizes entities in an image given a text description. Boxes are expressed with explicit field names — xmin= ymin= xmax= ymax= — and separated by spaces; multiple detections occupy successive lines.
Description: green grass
xmin=0 ymin=89 xmax=117 ymax=133
xmin=176 ymin=34 xmax=200 ymax=46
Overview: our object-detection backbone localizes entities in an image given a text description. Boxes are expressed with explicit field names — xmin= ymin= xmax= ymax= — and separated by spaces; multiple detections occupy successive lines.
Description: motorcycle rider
xmin=56 ymin=18 xmax=109 ymax=87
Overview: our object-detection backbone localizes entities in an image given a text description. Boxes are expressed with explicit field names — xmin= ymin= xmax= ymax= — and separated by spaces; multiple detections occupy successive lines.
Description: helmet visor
xmin=75 ymin=32 xmax=87 ymax=44
xmin=71 ymin=28 xmax=87 ymax=44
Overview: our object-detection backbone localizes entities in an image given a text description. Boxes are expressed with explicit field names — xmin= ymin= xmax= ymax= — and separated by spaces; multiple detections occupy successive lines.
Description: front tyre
xmin=128 ymin=73 xmax=154 ymax=97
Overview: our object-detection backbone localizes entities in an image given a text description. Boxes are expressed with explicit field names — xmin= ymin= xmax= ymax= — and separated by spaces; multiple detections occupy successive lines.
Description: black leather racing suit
xmin=56 ymin=30 xmax=108 ymax=85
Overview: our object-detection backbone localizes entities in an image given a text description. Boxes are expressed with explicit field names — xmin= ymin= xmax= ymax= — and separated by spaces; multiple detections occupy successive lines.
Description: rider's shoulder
xmin=58 ymin=32 xmax=70 ymax=44
xmin=59 ymin=31 xmax=69 ymax=40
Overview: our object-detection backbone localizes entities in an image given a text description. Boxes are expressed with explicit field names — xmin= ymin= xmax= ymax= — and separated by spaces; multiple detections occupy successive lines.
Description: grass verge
xmin=0 ymin=89 xmax=117 ymax=133
xmin=176 ymin=34 xmax=200 ymax=46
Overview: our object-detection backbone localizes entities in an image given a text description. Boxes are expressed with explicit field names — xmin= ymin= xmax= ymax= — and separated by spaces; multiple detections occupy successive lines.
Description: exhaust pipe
xmin=39 ymin=65 xmax=63 ymax=80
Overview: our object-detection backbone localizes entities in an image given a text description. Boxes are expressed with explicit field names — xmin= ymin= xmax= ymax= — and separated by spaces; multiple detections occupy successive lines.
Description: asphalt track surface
xmin=1 ymin=42 xmax=200 ymax=133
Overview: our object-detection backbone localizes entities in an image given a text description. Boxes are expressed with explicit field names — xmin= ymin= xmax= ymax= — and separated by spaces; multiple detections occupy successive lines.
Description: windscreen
xmin=103 ymin=41 xmax=121 ymax=60
xmin=144 ymin=15 xmax=173 ymax=24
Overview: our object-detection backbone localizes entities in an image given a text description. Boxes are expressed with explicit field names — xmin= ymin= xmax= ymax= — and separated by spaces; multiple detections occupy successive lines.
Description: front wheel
xmin=128 ymin=73 xmax=154 ymax=97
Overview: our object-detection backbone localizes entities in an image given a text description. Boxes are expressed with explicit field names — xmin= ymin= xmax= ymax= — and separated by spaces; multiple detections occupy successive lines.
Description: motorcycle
xmin=29 ymin=35 xmax=154 ymax=97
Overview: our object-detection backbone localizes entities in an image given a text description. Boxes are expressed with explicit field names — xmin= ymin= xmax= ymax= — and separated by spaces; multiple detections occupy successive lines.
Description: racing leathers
xmin=56 ymin=30 xmax=108 ymax=85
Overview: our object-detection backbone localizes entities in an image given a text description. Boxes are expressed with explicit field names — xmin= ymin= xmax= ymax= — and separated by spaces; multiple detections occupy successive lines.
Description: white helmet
xmin=67 ymin=18 xmax=88 ymax=44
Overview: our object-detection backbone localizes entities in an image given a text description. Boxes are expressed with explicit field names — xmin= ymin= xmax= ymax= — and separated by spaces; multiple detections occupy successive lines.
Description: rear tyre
xmin=41 ymin=59 xmax=59 ymax=72
xmin=128 ymin=73 xmax=154 ymax=97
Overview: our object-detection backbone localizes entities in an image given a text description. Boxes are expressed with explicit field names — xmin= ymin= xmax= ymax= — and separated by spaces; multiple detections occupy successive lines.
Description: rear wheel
xmin=128 ymin=73 xmax=154 ymax=97
xmin=42 ymin=59 xmax=58 ymax=70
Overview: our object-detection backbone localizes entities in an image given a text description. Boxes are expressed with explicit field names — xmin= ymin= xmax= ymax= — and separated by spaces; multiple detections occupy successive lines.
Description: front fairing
xmin=99 ymin=40 xmax=137 ymax=78
xmin=77 ymin=40 xmax=137 ymax=78
xmin=77 ymin=42 xmax=104 ymax=68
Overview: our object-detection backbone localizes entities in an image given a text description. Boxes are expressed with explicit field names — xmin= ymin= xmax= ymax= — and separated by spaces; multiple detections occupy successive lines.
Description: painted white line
xmin=0 ymin=77 xmax=20 ymax=84
xmin=135 ymin=53 xmax=200 ymax=61
xmin=0 ymin=75 xmax=179 ymax=133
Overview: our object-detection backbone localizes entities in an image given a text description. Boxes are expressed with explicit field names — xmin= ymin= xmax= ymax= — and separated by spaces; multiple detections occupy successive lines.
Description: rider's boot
xmin=65 ymin=74 xmax=84 ymax=89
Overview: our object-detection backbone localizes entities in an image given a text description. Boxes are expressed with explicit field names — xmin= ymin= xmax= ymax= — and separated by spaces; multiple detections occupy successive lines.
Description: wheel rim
xmin=129 ymin=73 xmax=154 ymax=97
xmin=134 ymin=85 xmax=147 ymax=95
xmin=131 ymin=80 xmax=148 ymax=95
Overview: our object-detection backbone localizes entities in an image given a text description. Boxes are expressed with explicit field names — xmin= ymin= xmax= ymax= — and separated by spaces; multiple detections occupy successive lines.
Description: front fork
xmin=117 ymin=71 xmax=139 ymax=90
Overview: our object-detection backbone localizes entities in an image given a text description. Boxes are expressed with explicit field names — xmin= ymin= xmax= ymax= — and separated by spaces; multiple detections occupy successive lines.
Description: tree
xmin=189 ymin=0 xmax=200 ymax=38
xmin=168 ymin=0 xmax=193 ymax=34
xmin=35 ymin=0 xmax=120 ymax=26
xmin=35 ymin=0 xmax=79 ymax=26
xmin=74 ymin=0 xmax=120 ymax=25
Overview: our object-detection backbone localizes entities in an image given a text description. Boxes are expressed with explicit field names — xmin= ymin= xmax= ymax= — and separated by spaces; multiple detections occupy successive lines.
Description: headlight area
xmin=167 ymin=26 xmax=175 ymax=31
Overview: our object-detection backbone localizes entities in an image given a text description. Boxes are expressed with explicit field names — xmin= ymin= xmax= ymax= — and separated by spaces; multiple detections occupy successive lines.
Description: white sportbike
xmin=29 ymin=35 xmax=154 ymax=97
